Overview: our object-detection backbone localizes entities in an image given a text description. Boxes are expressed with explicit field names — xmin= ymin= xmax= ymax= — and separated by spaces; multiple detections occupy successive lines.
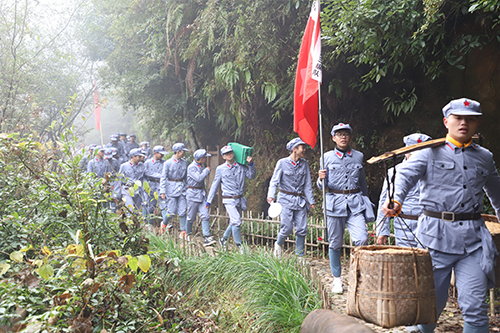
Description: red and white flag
xmin=294 ymin=0 xmax=321 ymax=148
xmin=93 ymin=81 xmax=101 ymax=131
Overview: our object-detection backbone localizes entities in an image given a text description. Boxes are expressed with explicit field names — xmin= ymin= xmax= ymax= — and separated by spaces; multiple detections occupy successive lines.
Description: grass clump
xmin=149 ymin=234 xmax=322 ymax=333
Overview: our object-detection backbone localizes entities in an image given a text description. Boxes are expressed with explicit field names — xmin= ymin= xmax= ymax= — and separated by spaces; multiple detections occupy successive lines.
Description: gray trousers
xmin=278 ymin=206 xmax=308 ymax=238
xmin=327 ymin=212 xmax=368 ymax=251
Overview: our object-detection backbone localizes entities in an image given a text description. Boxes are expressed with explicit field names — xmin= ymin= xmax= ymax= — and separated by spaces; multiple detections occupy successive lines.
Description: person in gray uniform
xmin=376 ymin=133 xmax=432 ymax=333
xmin=187 ymin=149 xmax=216 ymax=246
xmin=119 ymin=148 xmax=146 ymax=212
xmin=206 ymin=145 xmax=256 ymax=251
xmin=318 ymin=123 xmax=373 ymax=294
xmin=119 ymin=133 xmax=129 ymax=160
xmin=86 ymin=146 xmax=107 ymax=178
xmin=376 ymin=133 xmax=432 ymax=248
xmin=143 ymin=145 xmax=168 ymax=230
xmin=160 ymin=143 xmax=189 ymax=238
xmin=383 ymin=98 xmax=500 ymax=333
xmin=267 ymin=137 xmax=315 ymax=258
xmin=140 ymin=141 xmax=153 ymax=159
xmin=104 ymin=147 xmax=121 ymax=213
xmin=79 ymin=144 xmax=96 ymax=172
xmin=126 ymin=134 xmax=140 ymax=155
xmin=106 ymin=134 xmax=126 ymax=164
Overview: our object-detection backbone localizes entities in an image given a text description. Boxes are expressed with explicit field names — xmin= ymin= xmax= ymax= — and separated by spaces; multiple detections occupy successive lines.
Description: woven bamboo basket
xmin=346 ymin=245 xmax=437 ymax=328
xmin=484 ymin=214 xmax=500 ymax=288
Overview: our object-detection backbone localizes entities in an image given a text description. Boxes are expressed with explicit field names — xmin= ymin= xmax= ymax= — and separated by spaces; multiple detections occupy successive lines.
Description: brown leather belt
xmin=423 ymin=209 xmax=481 ymax=222
xmin=327 ymin=188 xmax=361 ymax=194
xmin=399 ymin=213 xmax=419 ymax=220
xmin=222 ymin=194 xmax=243 ymax=199
xmin=187 ymin=186 xmax=204 ymax=190
xmin=168 ymin=178 xmax=183 ymax=182
xmin=279 ymin=189 xmax=304 ymax=197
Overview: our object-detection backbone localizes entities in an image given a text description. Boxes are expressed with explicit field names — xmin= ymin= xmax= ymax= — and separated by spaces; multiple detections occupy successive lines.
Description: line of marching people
xmin=80 ymin=133 xmax=256 ymax=248
xmin=80 ymin=96 xmax=498 ymax=333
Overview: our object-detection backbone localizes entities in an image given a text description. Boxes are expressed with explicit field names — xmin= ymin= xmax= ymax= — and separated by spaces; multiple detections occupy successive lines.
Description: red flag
xmin=93 ymin=81 xmax=101 ymax=131
xmin=294 ymin=0 xmax=321 ymax=148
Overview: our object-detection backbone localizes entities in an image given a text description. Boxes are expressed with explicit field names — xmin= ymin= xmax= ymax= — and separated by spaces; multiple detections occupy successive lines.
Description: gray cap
xmin=130 ymin=148 xmax=146 ymax=157
xmin=172 ymin=142 xmax=189 ymax=152
xmin=220 ymin=145 xmax=233 ymax=155
xmin=140 ymin=141 xmax=149 ymax=147
xmin=331 ymin=123 xmax=352 ymax=136
xmin=442 ymin=98 xmax=482 ymax=118
xmin=403 ymin=133 xmax=432 ymax=147
xmin=110 ymin=134 xmax=118 ymax=141
xmin=194 ymin=149 xmax=211 ymax=160
xmin=104 ymin=148 xmax=113 ymax=159
xmin=153 ymin=145 xmax=167 ymax=154
xmin=286 ymin=137 xmax=306 ymax=151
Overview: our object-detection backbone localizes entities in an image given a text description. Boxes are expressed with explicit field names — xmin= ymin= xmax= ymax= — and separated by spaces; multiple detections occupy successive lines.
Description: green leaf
xmin=39 ymin=264 xmax=54 ymax=280
xmin=0 ymin=262 xmax=11 ymax=276
xmin=10 ymin=251 xmax=23 ymax=262
xmin=143 ymin=180 xmax=150 ymax=195
xmin=137 ymin=255 xmax=151 ymax=273
xmin=129 ymin=187 xmax=135 ymax=197
xmin=128 ymin=256 xmax=138 ymax=271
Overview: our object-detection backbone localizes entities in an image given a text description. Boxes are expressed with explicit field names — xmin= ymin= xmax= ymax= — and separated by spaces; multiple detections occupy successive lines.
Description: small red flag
xmin=93 ymin=81 xmax=101 ymax=131
xmin=294 ymin=0 xmax=321 ymax=148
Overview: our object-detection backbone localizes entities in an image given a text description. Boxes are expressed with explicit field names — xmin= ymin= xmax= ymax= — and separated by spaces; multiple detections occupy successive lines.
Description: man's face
xmin=97 ymin=150 xmax=104 ymax=158
xmin=139 ymin=156 xmax=145 ymax=162
xmin=293 ymin=144 xmax=306 ymax=158
xmin=131 ymin=155 xmax=141 ymax=164
xmin=222 ymin=152 xmax=235 ymax=161
xmin=197 ymin=157 xmax=207 ymax=164
xmin=332 ymin=130 xmax=351 ymax=150
xmin=120 ymin=135 xmax=126 ymax=141
xmin=130 ymin=137 xmax=136 ymax=143
xmin=175 ymin=150 xmax=185 ymax=159
xmin=443 ymin=115 xmax=479 ymax=143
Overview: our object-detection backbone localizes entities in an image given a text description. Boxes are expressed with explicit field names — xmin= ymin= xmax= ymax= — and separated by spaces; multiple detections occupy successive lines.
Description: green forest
xmin=1 ymin=0 xmax=500 ymax=331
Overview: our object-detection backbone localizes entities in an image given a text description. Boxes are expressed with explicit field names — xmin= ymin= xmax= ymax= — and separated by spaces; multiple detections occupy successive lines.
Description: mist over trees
xmin=2 ymin=0 xmax=500 ymax=186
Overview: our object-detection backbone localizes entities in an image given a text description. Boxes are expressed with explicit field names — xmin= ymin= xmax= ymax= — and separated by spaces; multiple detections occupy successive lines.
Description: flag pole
xmin=99 ymin=120 xmax=104 ymax=147
xmin=318 ymin=81 xmax=327 ymax=230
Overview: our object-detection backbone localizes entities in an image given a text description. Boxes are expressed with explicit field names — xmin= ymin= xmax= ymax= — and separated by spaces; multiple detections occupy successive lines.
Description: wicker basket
xmin=484 ymin=215 xmax=500 ymax=288
xmin=346 ymin=245 xmax=437 ymax=328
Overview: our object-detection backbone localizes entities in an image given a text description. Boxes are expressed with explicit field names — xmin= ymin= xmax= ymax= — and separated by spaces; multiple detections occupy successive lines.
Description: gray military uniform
xmin=394 ymin=139 xmax=500 ymax=329
xmin=268 ymin=156 xmax=315 ymax=251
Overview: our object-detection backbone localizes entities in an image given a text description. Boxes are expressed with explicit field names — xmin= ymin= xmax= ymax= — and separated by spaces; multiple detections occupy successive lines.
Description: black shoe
xmin=219 ymin=237 xmax=227 ymax=247
xmin=204 ymin=236 xmax=216 ymax=247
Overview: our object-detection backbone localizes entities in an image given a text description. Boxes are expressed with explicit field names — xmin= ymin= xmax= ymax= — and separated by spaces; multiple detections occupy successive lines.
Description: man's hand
xmin=376 ymin=235 xmax=388 ymax=245
xmin=382 ymin=199 xmax=401 ymax=217
xmin=318 ymin=169 xmax=326 ymax=180
xmin=267 ymin=197 xmax=274 ymax=204
xmin=247 ymin=156 xmax=253 ymax=164
xmin=206 ymin=166 xmax=211 ymax=171
xmin=205 ymin=202 xmax=210 ymax=209
xmin=310 ymin=204 xmax=315 ymax=209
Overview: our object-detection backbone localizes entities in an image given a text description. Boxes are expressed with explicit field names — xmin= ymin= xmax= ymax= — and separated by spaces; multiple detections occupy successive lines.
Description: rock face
xmin=301 ymin=309 xmax=375 ymax=333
